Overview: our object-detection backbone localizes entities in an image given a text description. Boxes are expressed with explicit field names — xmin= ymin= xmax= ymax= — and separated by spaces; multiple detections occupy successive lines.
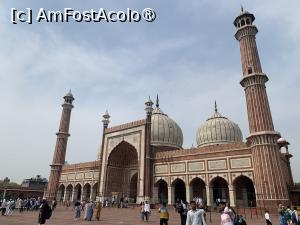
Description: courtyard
xmin=0 ymin=206 xmax=276 ymax=225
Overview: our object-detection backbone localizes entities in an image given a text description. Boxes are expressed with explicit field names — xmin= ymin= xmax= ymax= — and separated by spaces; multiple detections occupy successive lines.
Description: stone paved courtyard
xmin=0 ymin=206 xmax=277 ymax=225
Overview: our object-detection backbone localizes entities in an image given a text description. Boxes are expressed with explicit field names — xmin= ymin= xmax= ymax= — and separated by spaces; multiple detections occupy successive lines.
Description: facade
xmin=45 ymin=9 xmax=299 ymax=211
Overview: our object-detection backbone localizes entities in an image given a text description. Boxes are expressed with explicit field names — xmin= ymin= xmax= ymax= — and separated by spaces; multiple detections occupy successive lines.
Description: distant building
xmin=21 ymin=175 xmax=48 ymax=190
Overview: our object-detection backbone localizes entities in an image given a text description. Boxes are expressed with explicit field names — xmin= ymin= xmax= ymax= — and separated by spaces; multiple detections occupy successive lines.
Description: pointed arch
xmin=171 ymin=178 xmax=186 ymax=202
xmin=155 ymin=179 xmax=168 ymax=204
xmin=83 ymin=183 xmax=91 ymax=201
xmin=209 ymin=176 xmax=229 ymax=204
xmin=232 ymin=175 xmax=256 ymax=207
xmin=190 ymin=177 xmax=206 ymax=200
xmin=74 ymin=183 xmax=82 ymax=201
xmin=57 ymin=184 xmax=65 ymax=201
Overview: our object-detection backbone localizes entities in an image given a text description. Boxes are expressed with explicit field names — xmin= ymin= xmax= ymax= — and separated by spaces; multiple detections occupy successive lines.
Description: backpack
xmin=177 ymin=204 xmax=184 ymax=214
xmin=45 ymin=205 xmax=52 ymax=219
xmin=234 ymin=215 xmax=247 ymax=225
xmin=292 ymin=211 xmax=298 ymax=223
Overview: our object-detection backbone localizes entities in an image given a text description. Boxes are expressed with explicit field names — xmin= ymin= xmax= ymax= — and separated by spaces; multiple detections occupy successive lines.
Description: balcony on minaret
xmin=63 ymin=90 xmax=75 ymax=104
xmin=233 ymin=7 xmax=255 ymax=28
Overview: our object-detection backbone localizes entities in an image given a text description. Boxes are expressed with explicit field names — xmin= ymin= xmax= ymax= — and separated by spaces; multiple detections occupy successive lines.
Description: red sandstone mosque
xmin=44 ymin=9 xmax=300 ymax=211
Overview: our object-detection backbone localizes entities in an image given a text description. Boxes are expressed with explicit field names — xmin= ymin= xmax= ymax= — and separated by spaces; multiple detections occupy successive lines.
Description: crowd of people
xmin=278 ymin=204 xmax=299 ymax=225
xmin=0 ymin=197 xmax=46 ymax=216
xmin=170 ymin=199 xmax=248 ymax=225
xmin=73 ymin=200 xmax=102 ymax=221
xmin=1 ymin=196 xmax=300 ymax=225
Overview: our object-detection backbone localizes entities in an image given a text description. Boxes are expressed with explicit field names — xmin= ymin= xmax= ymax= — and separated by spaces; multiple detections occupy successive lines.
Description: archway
xmin=105 ymin=141 xmax=138 ymax=200
xmin=65 ymin=184 xmax=73 ymax=202
xmin=210 ymin=177 xmax=229 ymax=204
xmin=233 ymin=175 xmax=256 ymax=207
xmin=129 ymin=173 xmax=138 ymax=203
xmin=83 ymin=183 xmax=91 ymax=201
xmin=172 ymin=179 xmax=186 ymax=203
xmin=155 ymin=179 xmax=168 ymax=204
xmin=57 ymin=184 xmax=65 ymax=202
xmin=74 ymin=184 xmax=82 ymax=201
xmin=190 ymin=178 xmax=206 ymax=201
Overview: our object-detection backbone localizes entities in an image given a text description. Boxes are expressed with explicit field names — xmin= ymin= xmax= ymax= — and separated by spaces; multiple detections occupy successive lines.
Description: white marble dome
xmin=196 ymin=106 xmax=243 ymax=147
xmin=151 ymin=102 xmax=183 ymax=149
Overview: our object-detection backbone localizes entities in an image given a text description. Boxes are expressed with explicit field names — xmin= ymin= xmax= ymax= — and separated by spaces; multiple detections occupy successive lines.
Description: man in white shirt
xmin=186 ymin=201 xmax=207 ymax=225
xmin=143 ymin=201 xmax=151 ymax=222
xmin=264 ymin=210 xmax=272 ymax=225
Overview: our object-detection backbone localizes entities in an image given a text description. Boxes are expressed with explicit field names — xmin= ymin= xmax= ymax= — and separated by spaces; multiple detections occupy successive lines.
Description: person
xmin=19 ymin=198 xmax=24 ymax=213
xmin=74 ymin=201 xmax=81 ymax=220
xmin=84 ymin=201 xmax=94 ymax=221
xmin=51 ymin=200 xmax=57 ymax=211
xmin=264 ymin=210 xmax=272 ymax=225
xmin=38 ymin=199 xmax=51 ymax=225
xmin=120 ymin=197 xmax=124 ymax=208
xmin=1 ymin=199 xmax=6 ymax=215
xmin=178 ymin=200 xmax=188 ymax=225
xmin=158 ymin=202 xmax=169 ymax=225
xmin=144 ymin=201 xmax=151 ymax=222
xmin=219 ymin=201 xmax=234 ymax=225
xmin=186 ymin=200 xmax=207 ymax=225
xmin=5 ymin=199 xmax=13 ymax=216
xmin=111 ymin=196 xmax=115 ymax=207
xmin=224 ymin=203 xmax=236 ymax=223
xmin=279 ymin=204 xmax=288 ymax=225
xmin=140 ymin=202 xmax=145 ymax=221
xmin=286 ymin=206 xmax=293 ymax=225
xmin=292 ymin=207 xmax=299 ymax=225
xmin=95 ymin=201 xmax=102 ymax=221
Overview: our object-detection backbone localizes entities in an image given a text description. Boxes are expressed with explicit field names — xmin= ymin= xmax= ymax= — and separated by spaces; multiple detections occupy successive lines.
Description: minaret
xmin=234 ymin=9 xmax=290 ymax=209
xmin=45 ymin=91 xmax=74 ymax=201
xmin=144 ymin=96 xmax=153 ymax=199
xmin=97 ymin=110 xmax=110 ymax=200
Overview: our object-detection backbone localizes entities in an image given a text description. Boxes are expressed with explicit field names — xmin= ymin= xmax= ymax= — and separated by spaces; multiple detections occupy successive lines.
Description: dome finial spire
xmin=156 ymin=94 xmax=159 ymax=108
xmin=241 ymin=5 xmax=244 ymax=13
xmin=214 ymin=100 xmax=218 ymax=113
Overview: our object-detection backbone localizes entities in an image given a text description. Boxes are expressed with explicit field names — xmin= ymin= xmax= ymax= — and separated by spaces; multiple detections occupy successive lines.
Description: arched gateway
xmin=105 ymin=141 xmax=138 ymax=202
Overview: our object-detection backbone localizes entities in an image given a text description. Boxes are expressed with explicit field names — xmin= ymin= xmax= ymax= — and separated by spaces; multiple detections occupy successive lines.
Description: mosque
xmin=44 ymin=9 xmax=300 ymax=211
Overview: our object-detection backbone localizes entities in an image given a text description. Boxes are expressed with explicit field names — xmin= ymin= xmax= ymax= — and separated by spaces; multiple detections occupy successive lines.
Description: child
xmin=264 ymin=210 xmax=272 ymax=225
xmin=159 ymin=202 xmax=169 ymax=225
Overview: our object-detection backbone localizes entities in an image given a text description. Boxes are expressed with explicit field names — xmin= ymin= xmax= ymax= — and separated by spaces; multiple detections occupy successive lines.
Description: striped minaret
xmin=45 ymin=91 xmax=74 ymax=201
xmin=234 ymin=8 xmax=290 ymax=210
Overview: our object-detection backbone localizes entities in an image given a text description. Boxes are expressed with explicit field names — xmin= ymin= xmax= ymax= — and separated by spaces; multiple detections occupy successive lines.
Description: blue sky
xmin=0 ymin=0 xmax=299 ymax=183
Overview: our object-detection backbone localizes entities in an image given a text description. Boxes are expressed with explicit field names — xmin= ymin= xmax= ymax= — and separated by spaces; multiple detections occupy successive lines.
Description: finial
xmin=156 ymin=94 xmax=159 ymax=108
xmin=214 ymin=100 xmax=218 ymax=113
xmin=103 ymin=110 xmax=110 ymax=119
xmin=241 ymin=5 xmax=244 ymax=13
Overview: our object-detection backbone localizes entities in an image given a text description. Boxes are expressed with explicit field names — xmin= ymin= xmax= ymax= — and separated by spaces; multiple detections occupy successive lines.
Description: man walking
xmin=264 ymin=210 xmax=272 ymax=225
xmin=143 ymin=201 xmax=151 ymax=222
xmin=178 ymin=200 xmax=188 ymax=225
xmin=292 ymin=207 xmax=299 ymax=225
xmin=186 ymin=201 xmax=207 ymax=225
xmin=158 ymin=202 xmax=169 ymax=225
xmin=38 ymin=199 xmax=51 ymax=225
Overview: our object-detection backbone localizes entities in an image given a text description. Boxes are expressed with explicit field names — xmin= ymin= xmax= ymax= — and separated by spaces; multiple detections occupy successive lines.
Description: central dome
xmin=151 ymin=97 xmax=183 ymax=149
xmin=196 ymin=103 xmax=243 ymax=147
